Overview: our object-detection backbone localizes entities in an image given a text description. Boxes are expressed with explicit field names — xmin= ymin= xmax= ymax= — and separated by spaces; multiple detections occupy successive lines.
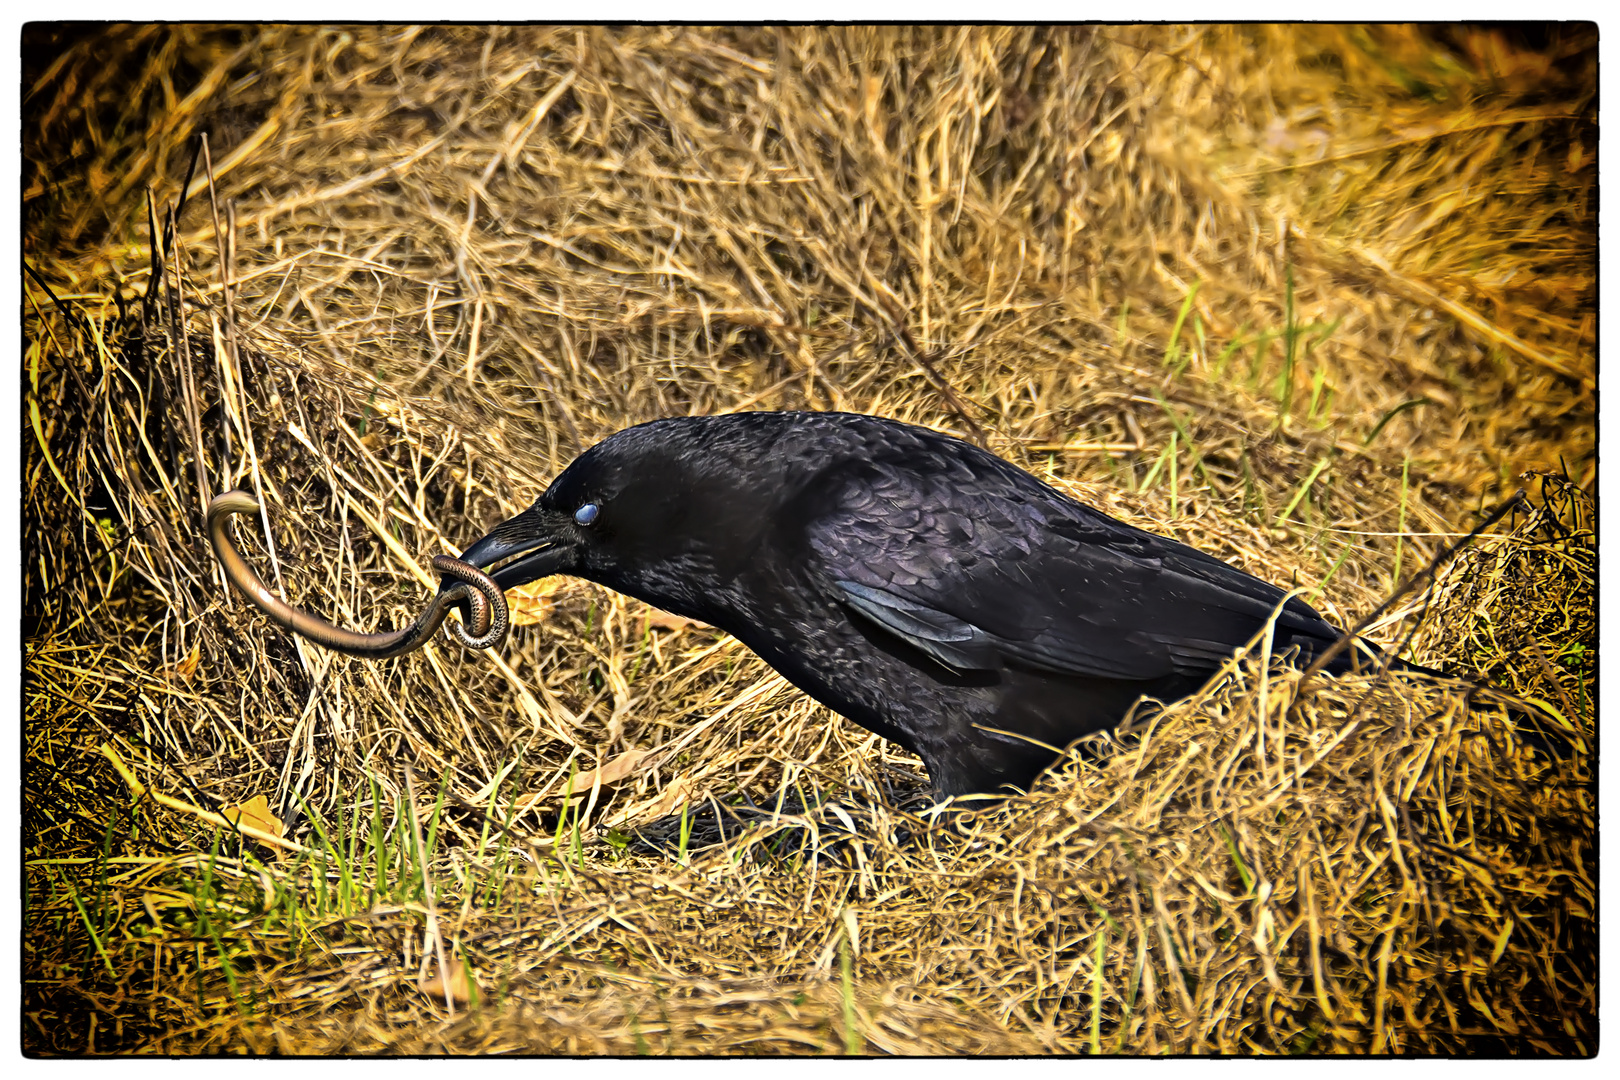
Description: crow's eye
xmin=574 ymin=502 xmax=600 ymax=526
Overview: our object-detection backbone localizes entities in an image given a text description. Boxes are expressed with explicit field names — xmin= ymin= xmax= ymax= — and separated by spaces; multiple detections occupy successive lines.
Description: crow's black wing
xmin=802 ymin=457 xmax=1345 ymax=681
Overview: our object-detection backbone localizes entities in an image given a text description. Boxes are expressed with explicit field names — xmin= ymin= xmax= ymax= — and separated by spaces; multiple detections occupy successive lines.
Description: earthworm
xmin=206 ymin=490 xmax=508 ymax=658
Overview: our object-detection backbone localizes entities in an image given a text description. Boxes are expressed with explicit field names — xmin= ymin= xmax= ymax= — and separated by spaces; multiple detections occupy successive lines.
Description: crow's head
xmin=456 ymin=416 xmax=792 ymax=601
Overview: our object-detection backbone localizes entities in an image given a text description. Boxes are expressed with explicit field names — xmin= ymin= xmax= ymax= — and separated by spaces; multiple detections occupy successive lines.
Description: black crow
xmin=457 ymin=412 xmax=1384 ymax=797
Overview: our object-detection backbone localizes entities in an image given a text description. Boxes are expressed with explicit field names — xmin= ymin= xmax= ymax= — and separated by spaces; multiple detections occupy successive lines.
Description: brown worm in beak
xmin=207 ymin=490 xmax=509 ymax=658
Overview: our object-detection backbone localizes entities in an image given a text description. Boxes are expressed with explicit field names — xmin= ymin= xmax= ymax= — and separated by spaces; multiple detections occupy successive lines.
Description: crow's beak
xmin=457 ymin=508 xmax=578 ymax=591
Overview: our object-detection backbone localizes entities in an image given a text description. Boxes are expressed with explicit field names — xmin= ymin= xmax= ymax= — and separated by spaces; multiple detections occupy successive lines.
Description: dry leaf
xmin=420 ymin=953 xmax=479 ymax=1006
xmin=220 ymin=794 xmax=286 ymax=855
xmin=564 ymin=748 xmax=648 ymax=795
xmin=601 ymin=774 xmax=696 ymax=830
xmin=163 ymin=642 xmax=200 ymax=684
xmin=645 ymin=775 xmax=695 ymax=821
xmin=510 ymin=748 xmax=651 ymax=813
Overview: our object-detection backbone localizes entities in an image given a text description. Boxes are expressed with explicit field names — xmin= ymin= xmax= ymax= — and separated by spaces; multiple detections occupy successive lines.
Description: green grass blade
xmin=1164 ymin=281 xmax=1202 ymax=372
xmin=1276 ymin=456 xmax=1332 ymax=526
xmin=67 ymin=881 xmax=117 ymax=975
xmin=840 ymin=931 xmax=862 ymax=1055
xmin=1089 ymin=929 xmax=1107 ymax=1054
xmin=1364 ymin=398 xmax=1430 ymax=448
xmin=1154 ymin=391 xmax=1212 ymax=489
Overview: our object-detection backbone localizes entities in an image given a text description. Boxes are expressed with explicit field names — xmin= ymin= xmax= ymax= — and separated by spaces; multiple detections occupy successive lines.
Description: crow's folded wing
xmin=804 ymin=462 xmax=1344 ymax=681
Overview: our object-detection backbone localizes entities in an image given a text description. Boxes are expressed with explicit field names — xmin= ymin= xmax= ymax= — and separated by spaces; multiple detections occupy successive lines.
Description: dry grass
xmin=22 ymin=25 xmax=1594 ymax=1055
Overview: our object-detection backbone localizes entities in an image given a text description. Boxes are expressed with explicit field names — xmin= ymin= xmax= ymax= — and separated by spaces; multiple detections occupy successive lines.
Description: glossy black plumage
xmin=458 ymin=412 xmax=1374 ymax=796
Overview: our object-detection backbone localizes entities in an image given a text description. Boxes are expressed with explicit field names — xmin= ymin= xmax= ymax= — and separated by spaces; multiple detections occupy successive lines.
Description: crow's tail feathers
xmin=1300 ymin=639 xmax=1575 ymax=763
xmin=1387 ymin=656 xmax=1577 ymax=763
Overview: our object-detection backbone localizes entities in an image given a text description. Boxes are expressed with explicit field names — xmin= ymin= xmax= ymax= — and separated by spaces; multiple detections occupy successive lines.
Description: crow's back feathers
xmin=795 ymin=426 xmax=1347 ymax=684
